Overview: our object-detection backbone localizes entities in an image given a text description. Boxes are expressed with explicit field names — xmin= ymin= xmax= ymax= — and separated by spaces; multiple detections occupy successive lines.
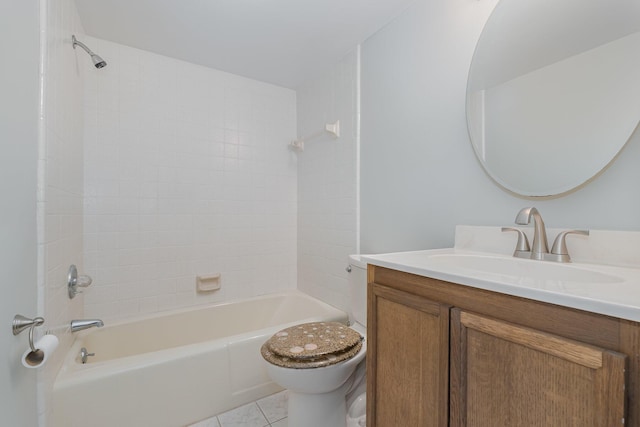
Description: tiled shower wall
xmin=82 ymin=37 xmax=298 ymax=321
xmin=38 ymin=0 xmax=86 ymax=424
xmin=296 ymin=50 xmax=360 ymax=313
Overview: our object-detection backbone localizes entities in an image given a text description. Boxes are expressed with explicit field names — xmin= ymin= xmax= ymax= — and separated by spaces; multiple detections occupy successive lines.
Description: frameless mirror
xmin=467 ymin=0 xmax=640 ymax=196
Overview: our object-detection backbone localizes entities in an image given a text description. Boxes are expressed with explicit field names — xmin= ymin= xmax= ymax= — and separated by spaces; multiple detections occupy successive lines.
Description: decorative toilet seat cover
xmin=261 ymin=321 xmax=363 ymax=369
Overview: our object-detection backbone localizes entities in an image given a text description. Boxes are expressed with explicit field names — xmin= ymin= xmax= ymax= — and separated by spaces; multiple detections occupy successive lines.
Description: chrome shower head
xmin=90 ymin=53 xmax=107 ymax=69
xmin=72 ymin=35 xmax=107 ymax=69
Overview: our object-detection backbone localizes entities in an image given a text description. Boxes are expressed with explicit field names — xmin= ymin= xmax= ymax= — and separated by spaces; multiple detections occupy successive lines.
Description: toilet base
xmin=287 ymin=380 xmax=351 ymax=427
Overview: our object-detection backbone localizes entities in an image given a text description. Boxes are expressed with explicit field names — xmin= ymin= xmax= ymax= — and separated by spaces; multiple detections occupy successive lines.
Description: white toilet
xmin=261 ymin=255 xmax=368 ymax=427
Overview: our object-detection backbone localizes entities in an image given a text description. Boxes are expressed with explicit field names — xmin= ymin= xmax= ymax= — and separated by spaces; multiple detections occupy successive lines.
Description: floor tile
xmin=257 ymin=390 xmax=288 ymax=423
xmin=217 ymin=402 xmax=269 ymax=427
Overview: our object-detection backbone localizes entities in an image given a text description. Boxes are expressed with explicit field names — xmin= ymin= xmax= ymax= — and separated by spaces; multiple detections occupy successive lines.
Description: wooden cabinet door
xmin=367 ymin=283 xmax=450 ymax=427
xmin=450 ymin=309 xmax=627 ymax=427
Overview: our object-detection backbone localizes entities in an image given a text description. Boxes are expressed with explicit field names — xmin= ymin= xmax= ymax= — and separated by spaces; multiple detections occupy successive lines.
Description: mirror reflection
xmin=467 ymin=0 xmax=640 ymax=196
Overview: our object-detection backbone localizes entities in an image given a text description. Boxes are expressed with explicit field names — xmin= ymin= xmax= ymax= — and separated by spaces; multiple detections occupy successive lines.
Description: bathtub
xmin=53 ymin=291 xmax=347 ymax=427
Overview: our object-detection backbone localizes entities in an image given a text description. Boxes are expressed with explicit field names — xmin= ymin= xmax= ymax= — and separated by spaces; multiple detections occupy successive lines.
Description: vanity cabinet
xmin=367 ymin=265 xmax=639 ymax=427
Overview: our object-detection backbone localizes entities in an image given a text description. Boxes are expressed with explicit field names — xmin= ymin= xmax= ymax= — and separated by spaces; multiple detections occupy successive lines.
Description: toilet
xmin=261 ymin=254 xmax=368 ymax=427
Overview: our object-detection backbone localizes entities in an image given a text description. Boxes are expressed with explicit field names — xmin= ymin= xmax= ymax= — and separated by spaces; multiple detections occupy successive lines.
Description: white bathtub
xmin=53 ymin=291 xmax=347 ymax=427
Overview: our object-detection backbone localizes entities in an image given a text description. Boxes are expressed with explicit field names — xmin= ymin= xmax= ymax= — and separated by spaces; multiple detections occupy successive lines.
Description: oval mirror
xmin=466 ymin=0 xmax=640 ymax=196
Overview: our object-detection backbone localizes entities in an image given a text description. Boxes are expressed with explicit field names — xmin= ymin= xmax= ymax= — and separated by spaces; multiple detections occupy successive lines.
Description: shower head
xmin=90 ymin=53 xmax=107 ymax=69
xmin=72 ymin=35 xmax=107 ymax=69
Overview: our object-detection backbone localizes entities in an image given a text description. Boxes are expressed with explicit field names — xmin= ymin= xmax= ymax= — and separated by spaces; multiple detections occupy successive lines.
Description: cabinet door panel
xmin=451 ymin=309 xmax=626 ymax=427
xmin=367 ymin=284 xmax=450 ymax=427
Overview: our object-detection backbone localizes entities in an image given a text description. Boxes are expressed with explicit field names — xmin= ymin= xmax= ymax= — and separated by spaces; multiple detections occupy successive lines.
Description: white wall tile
xmin=83 ymin=38 xmax=297 ymax=321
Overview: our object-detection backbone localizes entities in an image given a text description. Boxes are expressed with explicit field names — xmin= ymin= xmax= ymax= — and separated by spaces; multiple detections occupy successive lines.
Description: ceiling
xmin=75 ymin=0 xmax=416 ymax=89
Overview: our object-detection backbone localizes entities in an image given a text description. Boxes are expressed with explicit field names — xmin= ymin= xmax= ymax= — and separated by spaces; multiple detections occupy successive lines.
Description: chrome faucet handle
xmin=80 ymin=347 xmax=95 ymax=364
xmin=501 ymin=227 xmax=531 ymax=258
xmin=548 ymin=230 xmax=589 ymax=263
xmin=68 ymin=265 xmax=93 ymax=299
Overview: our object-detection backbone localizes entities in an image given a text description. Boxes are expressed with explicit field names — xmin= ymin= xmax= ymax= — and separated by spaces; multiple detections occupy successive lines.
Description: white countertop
xmin=363 ymin=247 xmax=640 ymax=322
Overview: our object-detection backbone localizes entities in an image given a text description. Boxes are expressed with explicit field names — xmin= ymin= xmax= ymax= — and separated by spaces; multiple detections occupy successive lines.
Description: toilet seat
xmin=261 ymin=322 xmax=363 ymax=369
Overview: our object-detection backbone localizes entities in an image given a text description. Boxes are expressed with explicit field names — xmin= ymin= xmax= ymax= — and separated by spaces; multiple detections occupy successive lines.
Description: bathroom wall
xmin=360 ymin=0 xmax=640 ymax=254
xmin=38 ymin=0 xmax=87 ymax=425
xmin=0 ymin=1 xmax=39 ymax=425
xmin=81 ymin=38 xmax=298 ymax=321
xmin=296 ymin=50 xmax=360 ymax=312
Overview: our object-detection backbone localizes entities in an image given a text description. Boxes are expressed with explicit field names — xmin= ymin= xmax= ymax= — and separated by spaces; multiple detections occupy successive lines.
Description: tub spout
xmin=70 ymin=319 xmax=104 ymax=332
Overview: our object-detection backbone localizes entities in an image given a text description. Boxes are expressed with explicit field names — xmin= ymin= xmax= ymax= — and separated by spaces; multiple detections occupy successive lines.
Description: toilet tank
xmin=348 ymin=255 xmax=368 ymax=327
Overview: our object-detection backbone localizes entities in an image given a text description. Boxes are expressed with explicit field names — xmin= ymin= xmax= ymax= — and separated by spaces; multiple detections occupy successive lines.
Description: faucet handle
xmin=68 ymin=265 xmax=94 ymax=299
xmin=75 ymin=274 xmax=93 ymax=288
xmin=80 ymin=347 xmax=95 ymax=364
xmin=549 ymin=230 xmax=589 ymax=263
xmin=502 ymin=227 xmax=531 ymax=258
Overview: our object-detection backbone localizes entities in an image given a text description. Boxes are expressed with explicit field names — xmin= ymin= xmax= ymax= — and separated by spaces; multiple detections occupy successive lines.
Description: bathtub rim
xmin=80 ymin=289 xmax=340 ymax=330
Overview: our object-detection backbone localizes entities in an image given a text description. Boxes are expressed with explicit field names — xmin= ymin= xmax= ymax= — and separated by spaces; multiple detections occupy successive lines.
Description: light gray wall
xmin=0 ymin=0 xmax=39 ymax=425
xmin=360 ymin=0 xmax=640 ymax=254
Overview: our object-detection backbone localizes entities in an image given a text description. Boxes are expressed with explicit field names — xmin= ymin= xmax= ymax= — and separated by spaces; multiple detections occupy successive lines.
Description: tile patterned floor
xmin=188 ymin=391 xmax=288 ymax=427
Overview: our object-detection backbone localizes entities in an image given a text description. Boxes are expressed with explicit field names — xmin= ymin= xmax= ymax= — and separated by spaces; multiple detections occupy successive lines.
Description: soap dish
xmin=196 ymin=274 xmax=221 ymax=292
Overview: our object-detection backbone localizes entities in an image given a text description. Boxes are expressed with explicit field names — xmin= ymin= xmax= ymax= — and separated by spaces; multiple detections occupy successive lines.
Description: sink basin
xmin=426 ymin=253 xmax=622 ymax=284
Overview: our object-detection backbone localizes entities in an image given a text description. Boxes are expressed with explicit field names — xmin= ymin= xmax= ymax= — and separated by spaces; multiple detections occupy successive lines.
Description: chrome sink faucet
xmin=515 ymin=207 xmax=549 ymax=260
xmin=70 ymin=319 xmax=104 ymax=332
xmin=508 ymin=207 xmax=590 ymax=263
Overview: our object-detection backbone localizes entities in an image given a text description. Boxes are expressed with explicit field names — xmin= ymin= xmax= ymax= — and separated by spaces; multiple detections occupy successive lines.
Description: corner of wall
xmin=38 ymin=0 xmax=86 ymax=424
xmin=295 ymin=48 xmax=361 ymax=312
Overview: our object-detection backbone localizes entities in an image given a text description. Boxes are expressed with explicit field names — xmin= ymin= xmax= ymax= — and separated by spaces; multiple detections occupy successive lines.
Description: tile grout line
xmin=254 ymin=402 xmax=266 ymax=425
xmin=255 ymin=401 xmax=272 ymax=426
xmin=256 ymin=398 xmax=287 ymax=426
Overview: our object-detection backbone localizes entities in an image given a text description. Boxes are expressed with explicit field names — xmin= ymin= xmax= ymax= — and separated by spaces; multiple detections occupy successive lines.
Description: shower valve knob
xmin=68 ymin=265 xmax=94 ymax=299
